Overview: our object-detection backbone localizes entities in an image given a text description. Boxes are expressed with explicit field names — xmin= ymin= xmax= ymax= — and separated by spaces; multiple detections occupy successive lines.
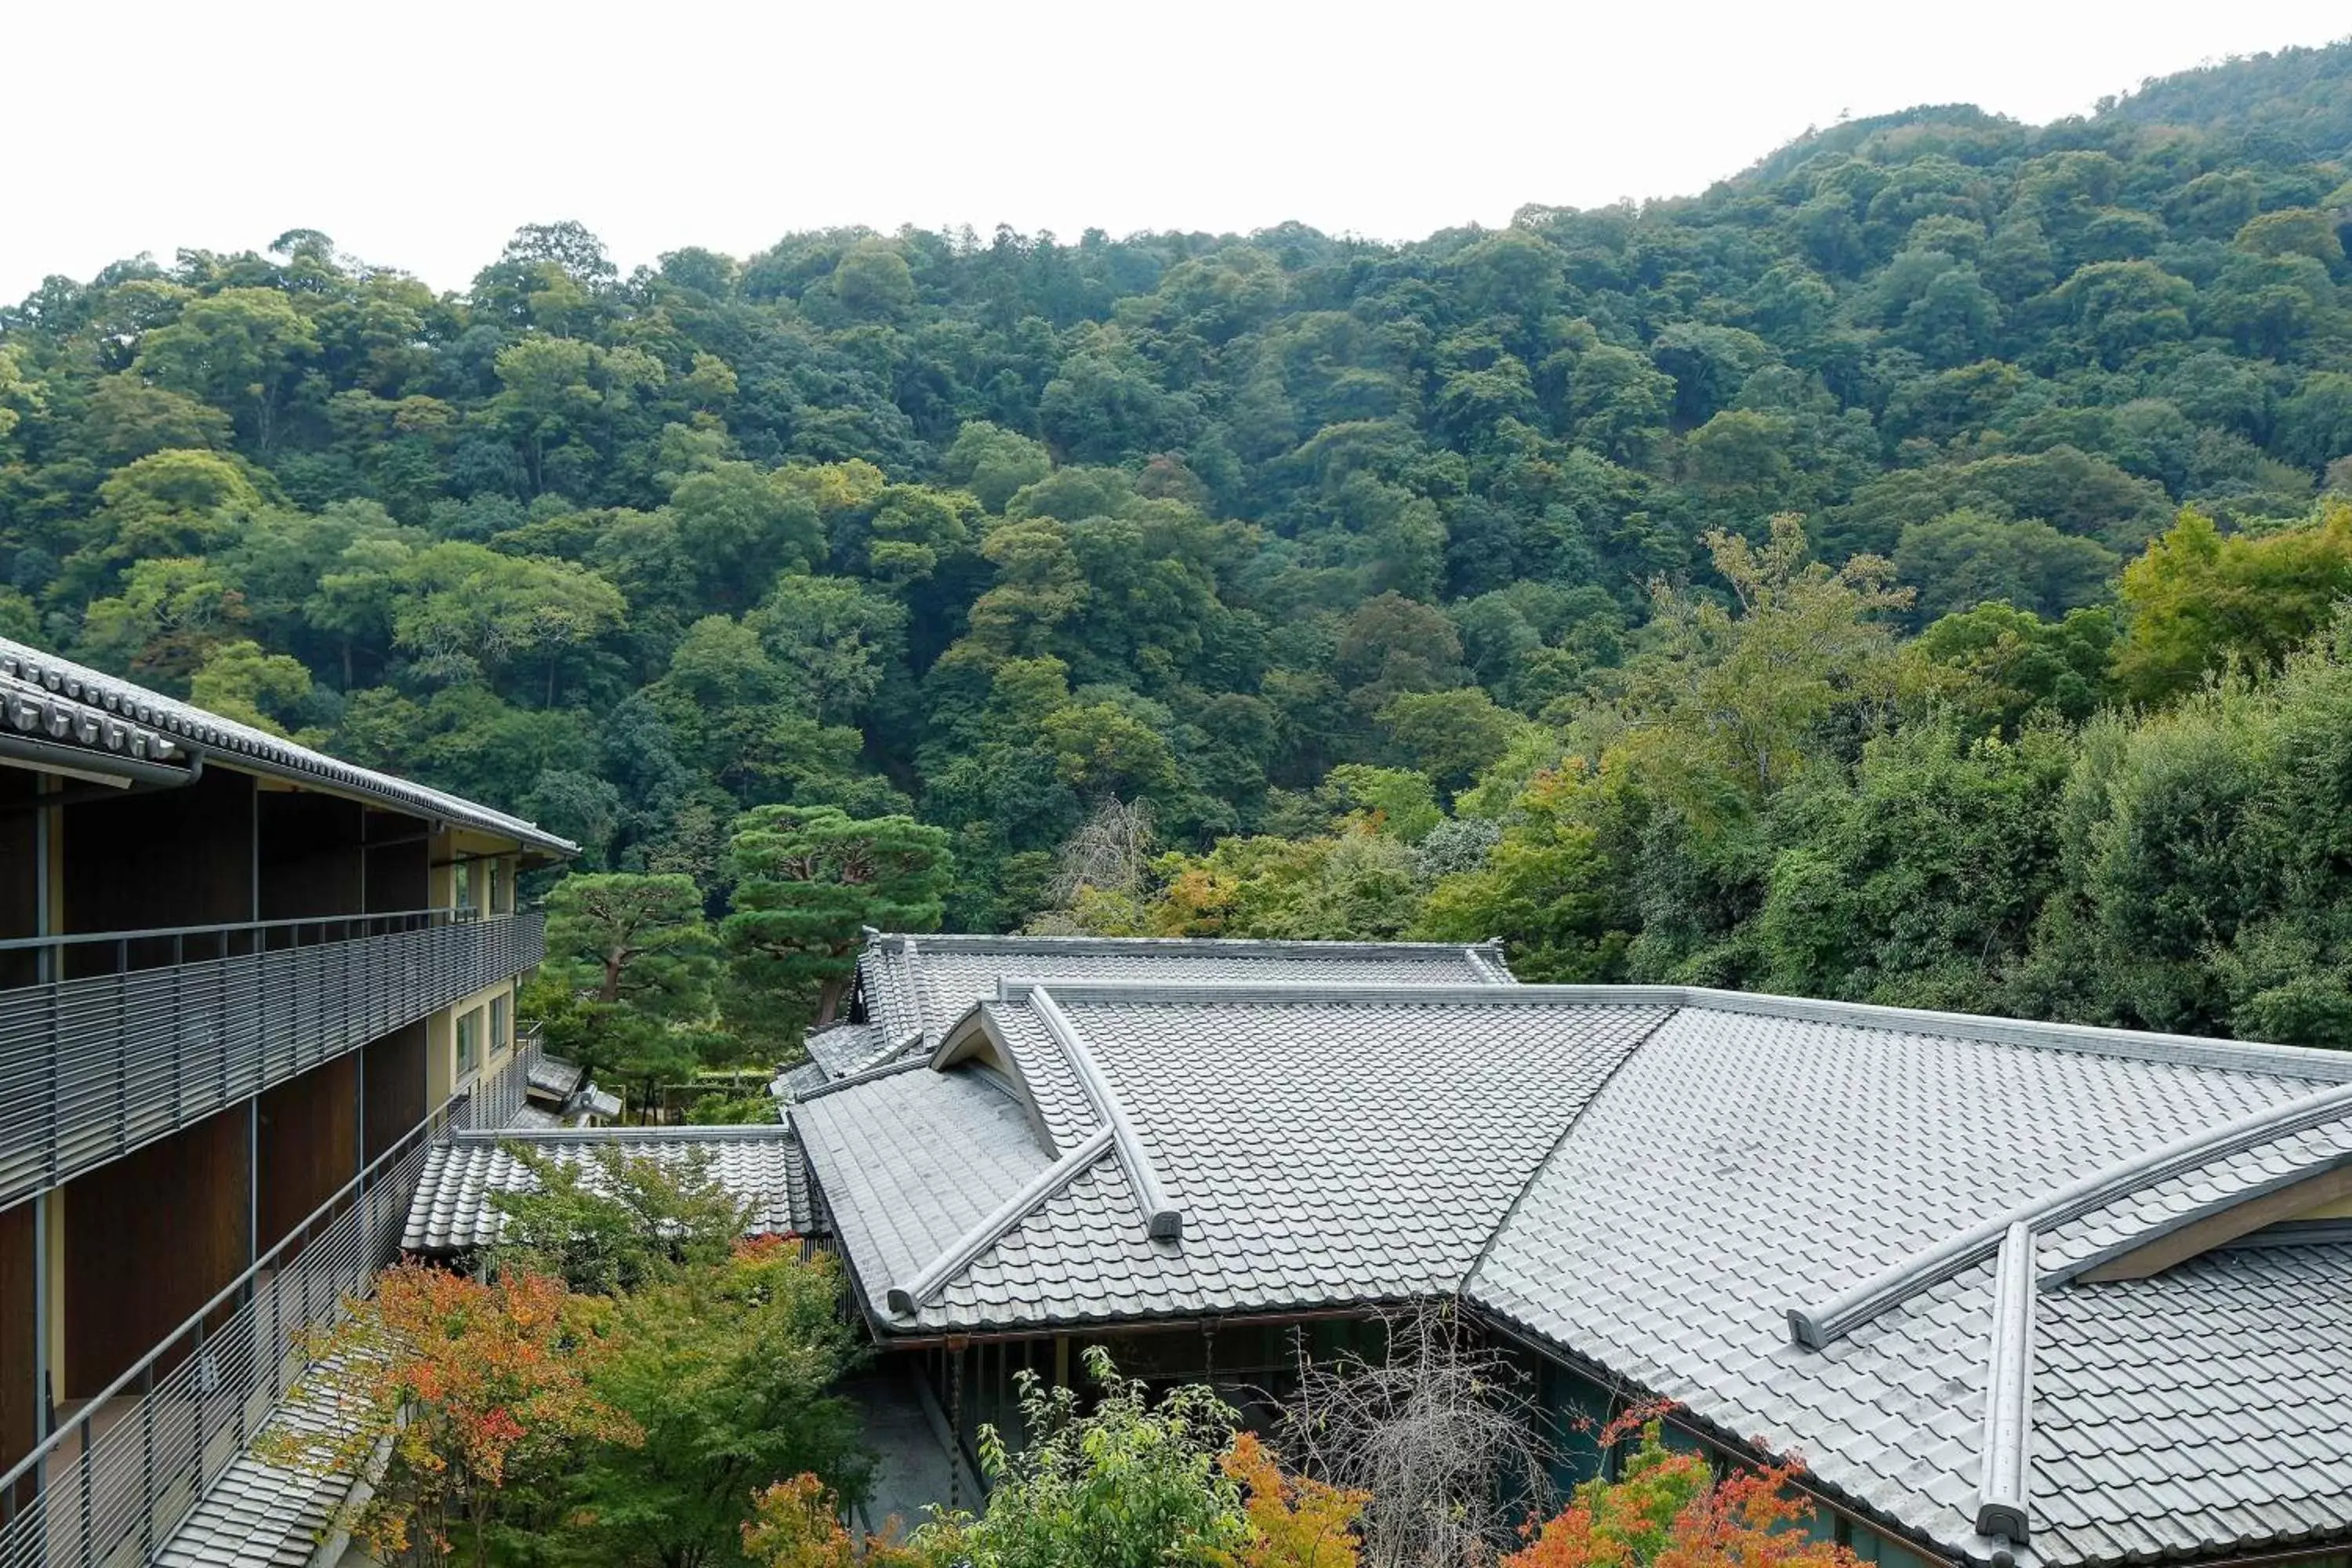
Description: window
xmin=491 ymin=994 xmax=510 ymax=1055
xmin=457 ymin=1008 xmax=482 ymax=1076
xmin=452 ymin=860 xmax=474 ymax=913
xmin=482 ymin=858 xmax=503 ymax=915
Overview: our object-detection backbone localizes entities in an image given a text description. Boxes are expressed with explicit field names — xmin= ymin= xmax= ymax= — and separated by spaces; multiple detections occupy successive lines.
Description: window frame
xmin=456 ymin=1007 xmax=482 ymax=1076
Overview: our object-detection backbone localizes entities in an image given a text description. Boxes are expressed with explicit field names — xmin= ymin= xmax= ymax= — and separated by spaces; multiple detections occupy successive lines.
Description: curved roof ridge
xmin=1790 ymin=1077 xmax=2352 ymax=1348
xmin=1977 ymin=1221 xmax=2038 ymax=1547
xmin=1028 ymin=985 xmax=1185 ymax=1240
xmin=0 ymin=637 xmax=575 ymax=853
xmin=2038 ymin=1104 xmax=2352 ymax=1286
xmin=884 ymin=1125 xmax=1117 ymax=1317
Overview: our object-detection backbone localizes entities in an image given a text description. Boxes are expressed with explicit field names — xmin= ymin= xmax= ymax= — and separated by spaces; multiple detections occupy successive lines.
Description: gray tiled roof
xmin=804 ymin=978 xmax=2352 ymax=1568
xmin=1464 ymin=1000 xmax=2352 ymax=1566
xmin=793 ymin=1065 xmax=1056 ymax=1308
xmin=0 ymin=637 xmax=575 ymax=853
xmin=402 ymin=1126 xmax=811 ymax=1251
xmin=154 ymin=1354 xmax=364 ymax=1568
xmin=773 ymin=1061 xmax=832 ymax=1102
xmin=794 ymin=985 xmax=1668 ymax=1332
xmin=2030 ymin=1241 xmax=2352 ymax=1563
xmin=851 ymin=932 xmax=1515 ymax=1053
xmin=527 ymin=1053 xmax=586 ymax=1102
xmin=806 ymin=1022 xmax=892 ymax=1080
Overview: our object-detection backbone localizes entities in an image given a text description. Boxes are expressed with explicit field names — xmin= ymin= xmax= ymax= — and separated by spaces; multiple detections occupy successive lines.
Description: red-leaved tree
xmin=264 ymin=1263 xmax=641 ymax=1568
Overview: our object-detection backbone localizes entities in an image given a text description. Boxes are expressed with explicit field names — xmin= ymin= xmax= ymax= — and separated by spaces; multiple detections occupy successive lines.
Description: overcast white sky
xmin=5 ymin=1 xmax=2347 ymax=303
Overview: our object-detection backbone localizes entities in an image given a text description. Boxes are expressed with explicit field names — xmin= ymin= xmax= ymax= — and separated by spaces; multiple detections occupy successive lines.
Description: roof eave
xmin=0 ymin=637 xmax=579 ymax=857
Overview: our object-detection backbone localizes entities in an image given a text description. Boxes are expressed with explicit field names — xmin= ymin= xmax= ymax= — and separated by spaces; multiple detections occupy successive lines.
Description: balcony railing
xmin=0 ymin=1092 xmax=475 ymax=1568
xmin=0 ymin=908 xmax=544 ymax=1209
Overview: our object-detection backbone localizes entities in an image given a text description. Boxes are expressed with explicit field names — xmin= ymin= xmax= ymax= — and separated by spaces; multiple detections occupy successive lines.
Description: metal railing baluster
xmin=0 ymin=908 xmax=543 ymax=1212
xmin=139 ymin=1364 xmax=154 ymax=1559
xmin=0 ymin=1090 xmax=479 ymax=1568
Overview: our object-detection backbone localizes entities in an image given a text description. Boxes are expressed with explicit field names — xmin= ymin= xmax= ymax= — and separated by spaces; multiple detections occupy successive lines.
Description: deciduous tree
xmin=263 ymin=1265 xmax=638 ymax=1568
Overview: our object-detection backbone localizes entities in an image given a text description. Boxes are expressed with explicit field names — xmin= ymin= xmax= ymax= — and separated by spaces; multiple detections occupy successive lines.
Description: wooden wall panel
xmin=0 ymin=1198 xmax=34 ymax=1474
xmin=364 ymin=1021 xmax=428 ymax=1162
xmin=0 ymin=768 xmax=38 ymax=990
xmin=61 ymin=767 xmax=254 ymax=978
xmin=364 ymin=810 xmax=428 ymax=915
xmin=258 ymin=792 xmax=365 ymax=921
xmin=61 ymin=1106 xmax=249 ymax=1399
xmin=256 ymin=1054 xmax=358 ymax=1251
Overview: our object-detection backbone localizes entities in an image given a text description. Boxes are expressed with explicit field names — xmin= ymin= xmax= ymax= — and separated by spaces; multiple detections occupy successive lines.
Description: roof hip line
xmin=1976 ymin=1221 xmax=2037 ymax=1547
xmin=1463 ymin=1002 xmax=1681 ymax=1290
xmin=1026 ymin=984 xmax=1186 ymax=1241
xmin=790 ymin=1054 xmax=928 ymax=1102
xmin=1788 ymin=1076 xmax=2352 ymax=1349
xmin=885 ymin=1125 xmax=1119 ymax=1318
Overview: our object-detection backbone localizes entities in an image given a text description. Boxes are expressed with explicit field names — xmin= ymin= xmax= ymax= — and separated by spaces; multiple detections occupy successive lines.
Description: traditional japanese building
xmin=797 ymin=967 xmax=2352 ymax=1568
xmin=0 ymin=635 xmax=572 ymax=1566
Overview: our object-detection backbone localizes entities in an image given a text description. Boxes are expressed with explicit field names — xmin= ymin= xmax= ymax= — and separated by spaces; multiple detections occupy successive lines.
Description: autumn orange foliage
xmin=266 ymin=1262 xmax=640 ymax=1568
xmin=742 ymin=1474 xmax=939 ymax=1568
xmin=1215 ymin=1432 xmax=1371 ymax=1568
xmin=1504 ymin=1414 xmax=1856 ymax=1568
xmin=741 ymin=1475 xmax=860 ymax=1568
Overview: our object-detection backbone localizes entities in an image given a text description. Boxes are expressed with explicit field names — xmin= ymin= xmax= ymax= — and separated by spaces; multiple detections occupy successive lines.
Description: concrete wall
xmin=437 ymin=977 xmax=520 ymax=1105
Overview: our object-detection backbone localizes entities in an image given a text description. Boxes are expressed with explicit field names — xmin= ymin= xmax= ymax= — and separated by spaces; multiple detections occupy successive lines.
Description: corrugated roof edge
xmin=454 ymin=1124 xmax=799 ymax=1145
xmin=863 ymin=931 xmax=1515 ymax=965
xmin=0 ymin=637 xmax=576 ymax=855
xmin=981 ymin=979 xmax=2352 ymax=1084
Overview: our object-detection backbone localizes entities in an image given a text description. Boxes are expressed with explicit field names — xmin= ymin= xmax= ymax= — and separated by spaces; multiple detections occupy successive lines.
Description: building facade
xmin=0 ymin=637 xmax=572 ymax=1566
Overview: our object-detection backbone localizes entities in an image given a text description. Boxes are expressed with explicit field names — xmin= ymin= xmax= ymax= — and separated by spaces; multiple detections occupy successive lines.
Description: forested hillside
xmin=5 ymin=41 xmax=2352 ymax=1049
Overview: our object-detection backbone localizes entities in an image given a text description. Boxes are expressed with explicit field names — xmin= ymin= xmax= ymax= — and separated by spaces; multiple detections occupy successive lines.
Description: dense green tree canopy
xmin=10 ymin=42 xmax=2352 ymax=1043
